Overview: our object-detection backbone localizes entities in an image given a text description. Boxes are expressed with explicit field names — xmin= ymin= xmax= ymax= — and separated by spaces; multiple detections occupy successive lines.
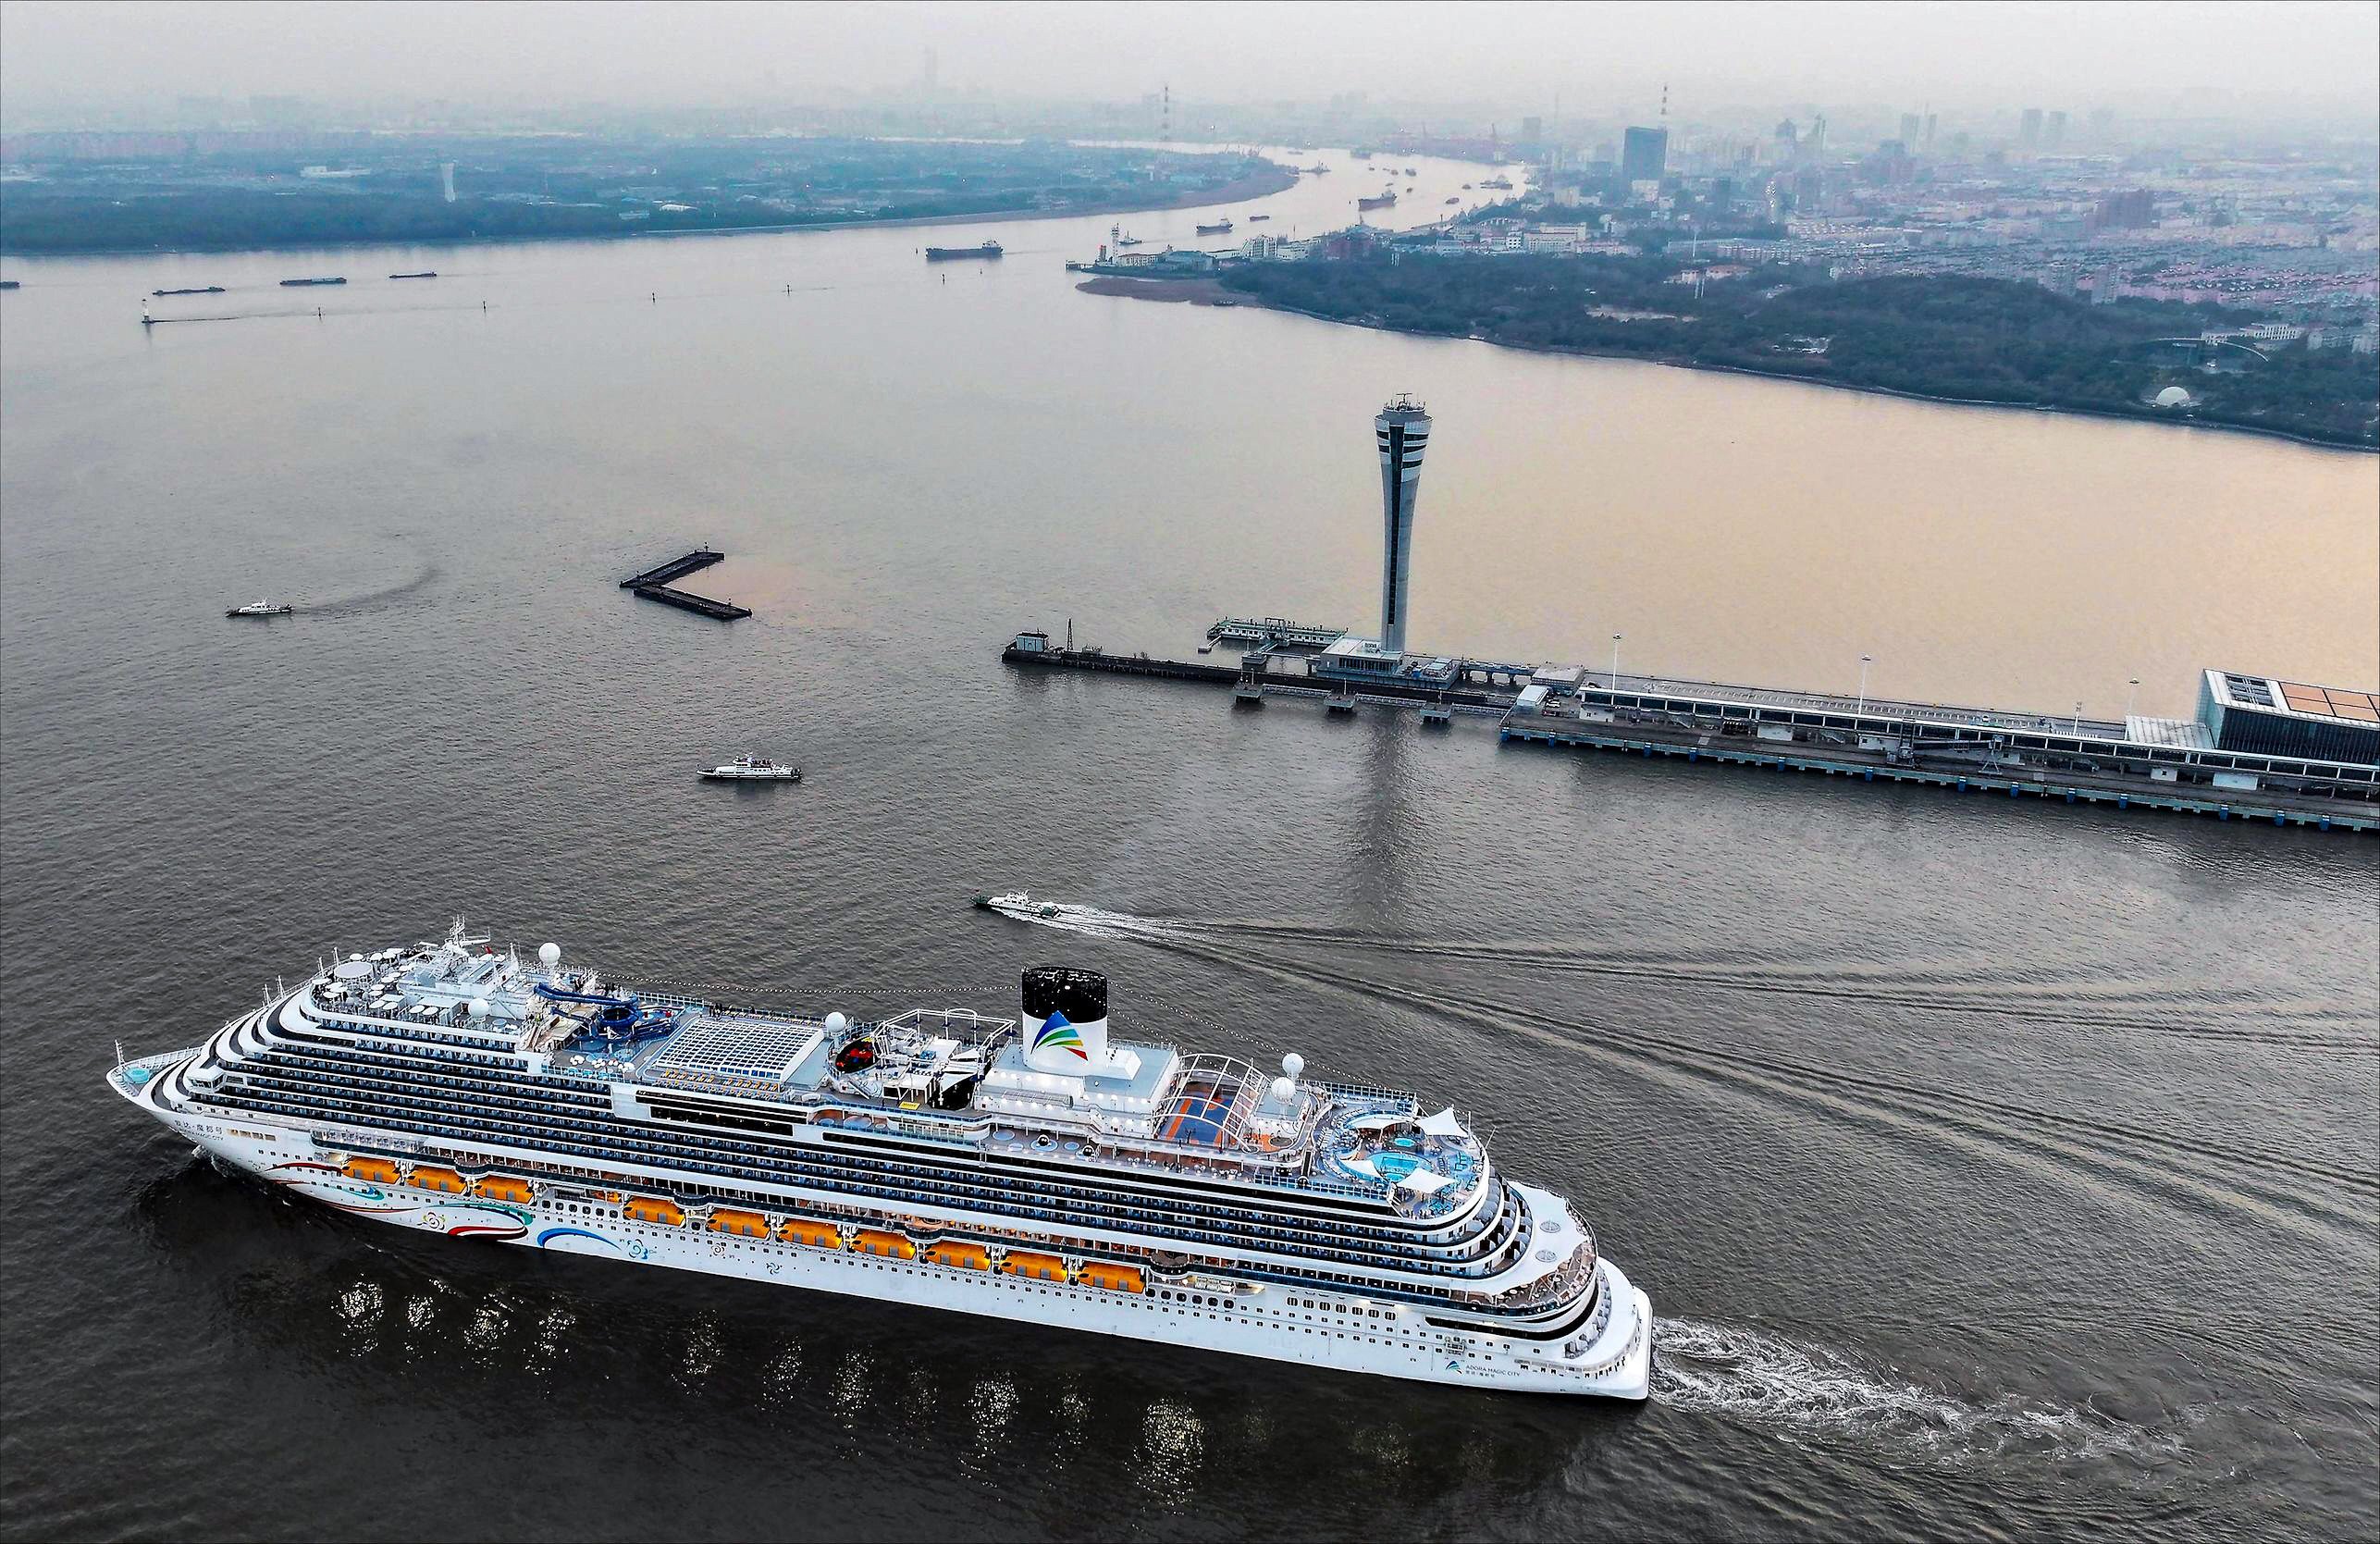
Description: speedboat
xmin=226 ymin=599 xmax=293 ymax=618
xmin=974 ymin=891 xmax=1058 ymax=919
xmin=699 ymin=756 xmax=801 ymax=782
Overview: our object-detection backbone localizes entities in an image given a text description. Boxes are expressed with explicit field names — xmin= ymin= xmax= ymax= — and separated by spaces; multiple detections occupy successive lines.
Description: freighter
xmin=924 ymin=241 xmax=1002 ymax=261
xmin=108 ymin=921 xmax=1650 ymax=1397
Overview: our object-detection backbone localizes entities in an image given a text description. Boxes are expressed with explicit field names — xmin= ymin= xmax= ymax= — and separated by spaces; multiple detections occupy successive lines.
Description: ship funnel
xmin=1022 ymin=966 xmax=1110 ymax=1073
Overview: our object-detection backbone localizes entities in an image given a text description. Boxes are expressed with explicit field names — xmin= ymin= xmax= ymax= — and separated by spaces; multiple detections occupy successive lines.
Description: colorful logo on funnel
xmin=1033 ymin=1009 xmax=1090 ymax=1060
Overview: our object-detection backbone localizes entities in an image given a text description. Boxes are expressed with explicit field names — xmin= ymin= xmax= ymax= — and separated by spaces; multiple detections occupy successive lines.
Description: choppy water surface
xmin=3 ymin=149 xmax=2375 ymax=1543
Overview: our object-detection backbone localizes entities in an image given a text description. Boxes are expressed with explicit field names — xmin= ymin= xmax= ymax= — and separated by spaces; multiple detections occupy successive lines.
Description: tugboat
xmin=699 ymin=756 xmax=801 ymax=782
xmin=226 ymin=599 xmax=294 ymax=618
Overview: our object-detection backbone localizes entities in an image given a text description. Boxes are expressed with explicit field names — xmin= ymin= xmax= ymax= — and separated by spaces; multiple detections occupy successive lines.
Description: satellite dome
xmin=2154 ymin=385 xmax=2192 ymax=408
xmin=1270 ymin=1075 xmax=1296 ymax=1104
xmin=1281 ymin=1052 xmax=1304 ymax=1079
xmin=538 ymin=942 xmax=561 ymax=969
xmin=825 ymin=1011 xmax=849 ymax=1033
xmin=467 ymin=997 xmax=489 ymax=1019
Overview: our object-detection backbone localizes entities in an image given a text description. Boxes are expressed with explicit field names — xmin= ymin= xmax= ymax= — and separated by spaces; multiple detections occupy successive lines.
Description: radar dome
xmin=825 ymin=1011 xmax=848 ymax=1033
xmin=538 ymin=942 xmax=561 ymax=969
xmin=1270 ymin=1075 xmax=1296 ymax=1104
xmin=467 ymin=998 xmax=489 ymax=1019
xmin=1281 ymin=1052 xmax=1304 ymax=1079
xmin=2154 ymin=385 xmax=2192 ymax=408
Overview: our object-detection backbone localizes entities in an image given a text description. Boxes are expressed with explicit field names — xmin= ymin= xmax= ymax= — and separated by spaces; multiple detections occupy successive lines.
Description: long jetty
xmin=620 ymin=548 xmax=749 ymax=622
xmin=1001 ymin=627 xmax=2376 ymax=834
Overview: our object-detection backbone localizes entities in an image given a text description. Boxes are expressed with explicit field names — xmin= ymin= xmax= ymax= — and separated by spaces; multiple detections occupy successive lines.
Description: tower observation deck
xmin=1375 ymin=396 xmax=1432 ymax=657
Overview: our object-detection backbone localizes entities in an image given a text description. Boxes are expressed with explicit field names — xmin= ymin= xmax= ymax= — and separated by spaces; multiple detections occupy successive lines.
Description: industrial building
xmin=2196 ymin=671 xmax=2380 ymax=765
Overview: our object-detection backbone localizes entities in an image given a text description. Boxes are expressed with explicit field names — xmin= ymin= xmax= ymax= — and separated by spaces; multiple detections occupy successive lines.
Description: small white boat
xmin=699 ymin=756 xmax=800 ymax=782
xmin=973 ymin=890 xmax=1058 ymax=918
xmin=226 ymin=599 xmax=293 ymax=618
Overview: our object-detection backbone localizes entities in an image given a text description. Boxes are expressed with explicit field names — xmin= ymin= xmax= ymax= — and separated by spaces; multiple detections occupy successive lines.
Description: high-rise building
xmin=1620 ymin=125 xmax=1668 ymax=183
xmin=2045 ymin=110 xmax=2067 ymax=150
xmin=2019 ymin=107 xmax=2043 ymax=148
xmin=1923 ymin=113 xmax=1937 ymax=154
xmin=1521 ymin=116 xmax=1543 ymax=146
xmin=1773 ymin=118 xmax=1798 ymax=162
xmin=1899 ymin=113 xmax=1922 ymax=149
xmin=1374 ymin=396 xmax=1431 ymax=657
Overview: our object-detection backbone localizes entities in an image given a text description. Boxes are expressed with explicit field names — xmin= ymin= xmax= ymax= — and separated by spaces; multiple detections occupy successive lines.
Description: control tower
xmin=1374 ymin=395 xmax=1431 ymax=656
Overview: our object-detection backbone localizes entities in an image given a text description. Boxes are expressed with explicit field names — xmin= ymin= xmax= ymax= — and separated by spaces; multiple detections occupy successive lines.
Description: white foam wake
xmin=981 ymin=898 xmax=1190 ymax=945
xmin=1653 ymin=1317 xmax=2174 ymax=1466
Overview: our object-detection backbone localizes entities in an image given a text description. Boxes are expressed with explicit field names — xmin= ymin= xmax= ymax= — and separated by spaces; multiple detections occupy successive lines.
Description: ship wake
xmin=1652 ymin=1316 xmax=2183 ymax=1467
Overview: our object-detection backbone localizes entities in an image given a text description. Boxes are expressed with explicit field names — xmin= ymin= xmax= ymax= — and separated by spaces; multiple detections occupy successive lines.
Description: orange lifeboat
xmin=923 ymin=1240 xmax=990 ymax=1271
xmin=624 ymin=1195 xmax=686 ymax=1226
xmin=708 ymin=1208 xmax=770 ymax=1237
xmin=411 ymin=1166 xmax=467 ymax=1194
xmin=1079 ymin=1261 xmax=1145 ymax=1293
xmin=851 ymin=1229 xmax=916 ymax=1260
xmin=473 ymin=1174 xmax=533 ymax=1204
xmin=999 ymin=1251 xmax=1068 ymax=1281
xmin=341 ymin=1155 xmax=401 ymax=1185
xmin=778 ymin=1217 xmax=844 ymax=1250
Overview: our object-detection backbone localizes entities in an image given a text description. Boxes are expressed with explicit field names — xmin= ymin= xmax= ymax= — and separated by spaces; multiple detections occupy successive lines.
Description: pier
xmin=1002 ymin=627 xmax=2378 ymax=834
xmin=619 ymin=548 xmax=748 ymax=621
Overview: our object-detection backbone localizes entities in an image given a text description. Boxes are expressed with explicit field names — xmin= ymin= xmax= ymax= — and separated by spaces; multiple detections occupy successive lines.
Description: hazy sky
xmin=4 ymin=0 xmax=2375 ymax=123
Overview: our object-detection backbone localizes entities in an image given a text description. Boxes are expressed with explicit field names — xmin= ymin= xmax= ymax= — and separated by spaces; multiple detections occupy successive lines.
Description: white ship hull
xmin=131 ymin=1094 xmax=1651 ymax=1399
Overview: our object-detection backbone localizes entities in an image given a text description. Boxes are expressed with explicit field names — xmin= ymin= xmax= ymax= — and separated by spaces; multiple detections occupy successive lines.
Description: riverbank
xmin=0 ymin=163 xmax=1297 ymax=260
xmin=1083 ymin=278 xmax=2376 ymax=454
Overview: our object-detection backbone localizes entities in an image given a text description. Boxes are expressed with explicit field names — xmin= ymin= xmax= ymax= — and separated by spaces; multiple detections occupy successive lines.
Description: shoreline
xmin=1085 ymin=280 xmax=2376 ymax=456
xmin=0 ymin=165 xmax=1297 ymax=261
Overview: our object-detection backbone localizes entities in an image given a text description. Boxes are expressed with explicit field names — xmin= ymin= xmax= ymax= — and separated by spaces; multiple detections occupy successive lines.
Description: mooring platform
xmin=620 ymin=548 xmax=725 ymax=589
xmin=619 ymin=548 xmax=747 ymax=621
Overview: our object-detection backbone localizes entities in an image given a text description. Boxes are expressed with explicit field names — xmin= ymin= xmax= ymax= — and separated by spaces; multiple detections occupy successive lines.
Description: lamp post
xmin=2124 ymin=678 xmax=2140 ymax=720
xmin=1856 ymin=655 xmax=1872 ymax=717
xmin=2073 ymin=700 xmax=2084 ymax=734
xmin=1610 ymin=634 xmax=1622 ymax=687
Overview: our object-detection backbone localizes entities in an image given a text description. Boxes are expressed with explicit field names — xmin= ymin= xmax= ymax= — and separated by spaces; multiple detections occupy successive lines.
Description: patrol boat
xmin=698 ymin=756 xmax=800 ymax=782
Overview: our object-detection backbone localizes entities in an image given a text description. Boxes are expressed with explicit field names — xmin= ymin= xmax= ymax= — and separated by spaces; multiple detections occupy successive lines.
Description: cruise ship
xmin=108 ymin=921 xmax=1651 ymax=1397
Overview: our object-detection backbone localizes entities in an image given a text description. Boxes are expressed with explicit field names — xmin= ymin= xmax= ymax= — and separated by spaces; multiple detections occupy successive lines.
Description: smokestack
xmin=1374 ymin=395 xmax=1431 ymax=655
xmin=1021 ymin=966 xmax=1111 ymax=1073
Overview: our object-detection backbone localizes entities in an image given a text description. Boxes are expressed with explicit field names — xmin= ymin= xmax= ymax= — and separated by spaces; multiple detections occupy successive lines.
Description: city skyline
xmin=2 ymin=0 xmax=2375 ymax=130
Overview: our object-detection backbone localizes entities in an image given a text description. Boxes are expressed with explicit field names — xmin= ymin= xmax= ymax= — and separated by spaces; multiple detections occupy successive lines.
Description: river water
xmin=3 ymin=148 xmax=2374 ymax=1543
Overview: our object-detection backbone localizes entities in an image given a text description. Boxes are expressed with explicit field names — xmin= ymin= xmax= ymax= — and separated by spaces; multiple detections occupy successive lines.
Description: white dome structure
xmin=538 ymin=942 xmax=561 ymax=969
xmin=2153 ymin=385 xmax=2193 ymax=409
xmin=824 ymin=1011 xmax=848 ymax=1033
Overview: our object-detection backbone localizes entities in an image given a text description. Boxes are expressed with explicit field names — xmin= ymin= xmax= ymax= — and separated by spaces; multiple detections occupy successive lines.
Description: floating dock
xmin=620 ymin=548 xmax=725 ymax=590
xmin=633 ymin=586 xmax=750 ymax=622
xmin=620 ymin=548 xmax=747 ymax=621
xmin=1002 ymin=626 xmax=2378 ymax=834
